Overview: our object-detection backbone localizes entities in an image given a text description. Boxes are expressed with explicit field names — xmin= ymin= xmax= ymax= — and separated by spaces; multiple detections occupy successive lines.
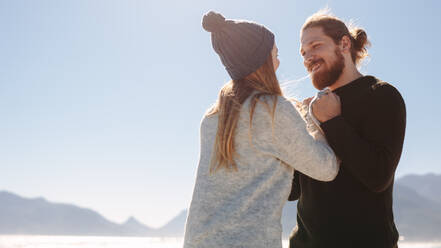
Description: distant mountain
xmin=394 ymin=174 xmax=441 ymax=241
xmin=393 ymin=183 xmax=441 ymax=241
xmin=153 ymin=210 xmax=188 ymax=236
xmin=0 ymin=191 xmax=152 ymax=236
xmin=120 ymin=216 xmax=153 ymax=236
xmin=396 ymin=173 xmax=441 ymax=204
xmin=0 ymin=173 xmax=440 ymax=241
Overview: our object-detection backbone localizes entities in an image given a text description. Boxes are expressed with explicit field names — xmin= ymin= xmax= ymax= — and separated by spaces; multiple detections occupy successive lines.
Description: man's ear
xmin=340 ymin=35 xmax=352 ymax=53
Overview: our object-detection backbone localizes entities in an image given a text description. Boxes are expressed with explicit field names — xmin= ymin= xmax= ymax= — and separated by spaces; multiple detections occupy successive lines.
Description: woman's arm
xmin=270 ymin=97 xmax=339 ymax=181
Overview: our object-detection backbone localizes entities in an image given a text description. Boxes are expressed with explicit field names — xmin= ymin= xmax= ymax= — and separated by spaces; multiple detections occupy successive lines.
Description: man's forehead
xmin=300 ymin=27 xmax=326 ymax=46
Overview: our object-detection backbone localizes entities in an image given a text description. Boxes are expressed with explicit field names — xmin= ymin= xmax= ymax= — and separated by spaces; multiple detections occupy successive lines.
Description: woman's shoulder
xmin=244 ymin=93 xmax=296 ymax=110
xmin=275 ymin=95 xmax=298 ymax=108
xmin=269 ymin=95 xmax=300 ymax=115
xmin=200 ymin=112 xmax=217 ymax=126
xmin=246 ymin=94 xmax=301 ymax=122
xmin=274 ymin=96 xmax=303 ymax=121
xmin=245 ymin=93 xmax=295 ymax=106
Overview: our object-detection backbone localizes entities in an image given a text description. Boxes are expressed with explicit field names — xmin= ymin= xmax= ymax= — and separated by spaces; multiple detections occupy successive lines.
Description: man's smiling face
xmin=300 ymin=26 xmax=345 ymax=90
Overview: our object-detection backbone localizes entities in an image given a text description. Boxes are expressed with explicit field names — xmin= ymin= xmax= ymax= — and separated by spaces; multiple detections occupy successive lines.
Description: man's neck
xmin=328 ymin=66 xmax=363 ymax=91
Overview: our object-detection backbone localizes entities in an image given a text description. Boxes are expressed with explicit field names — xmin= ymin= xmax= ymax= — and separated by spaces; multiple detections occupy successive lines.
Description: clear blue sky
xmin=1 ymin=0 xmax=440 ymax=228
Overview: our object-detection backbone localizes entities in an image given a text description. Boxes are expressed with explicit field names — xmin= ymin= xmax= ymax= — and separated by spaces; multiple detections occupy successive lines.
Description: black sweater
xmin=288 ymin=76 xmax=406 ymax=248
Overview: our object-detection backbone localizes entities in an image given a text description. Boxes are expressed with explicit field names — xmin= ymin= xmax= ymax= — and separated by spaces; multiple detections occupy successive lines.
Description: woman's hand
xmin=312 ymin=92 xmax=341 ymax=123
xmin=303 ymin=97 xmax=314 ymax=106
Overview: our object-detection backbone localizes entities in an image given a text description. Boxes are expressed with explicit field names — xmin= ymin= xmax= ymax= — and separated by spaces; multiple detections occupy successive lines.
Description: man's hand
xmin=312 ymin=92 xmax=341 ymax=123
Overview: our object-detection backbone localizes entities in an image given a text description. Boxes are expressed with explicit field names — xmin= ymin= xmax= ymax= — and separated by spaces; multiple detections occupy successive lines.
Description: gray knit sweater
xmin=183 ymin=95 xmax=338 ymax=248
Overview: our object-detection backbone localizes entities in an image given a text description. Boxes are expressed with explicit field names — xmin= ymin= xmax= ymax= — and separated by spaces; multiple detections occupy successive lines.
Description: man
xmin=288 ymin=10 xmax=406 ymax=248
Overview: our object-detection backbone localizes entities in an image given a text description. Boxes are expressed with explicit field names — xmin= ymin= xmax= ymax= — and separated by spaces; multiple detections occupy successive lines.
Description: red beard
xmin=311 ymin=49 xmax=345 ymax=90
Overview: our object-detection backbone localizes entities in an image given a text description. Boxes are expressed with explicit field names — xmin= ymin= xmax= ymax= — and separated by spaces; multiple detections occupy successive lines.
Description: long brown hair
xmin=206 ymin=52 xmax=283 ymax=173
xmin=302 ymin=9 xmax=371 ymax=66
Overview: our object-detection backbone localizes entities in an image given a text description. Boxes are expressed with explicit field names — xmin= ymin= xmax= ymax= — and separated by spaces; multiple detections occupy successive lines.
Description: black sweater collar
xmin=332 ymin=75 xmax=377 ymax=101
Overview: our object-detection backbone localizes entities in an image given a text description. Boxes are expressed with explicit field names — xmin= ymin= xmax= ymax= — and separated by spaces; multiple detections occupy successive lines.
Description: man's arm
xmin=320 ymin=84 xmax=406 ymax=192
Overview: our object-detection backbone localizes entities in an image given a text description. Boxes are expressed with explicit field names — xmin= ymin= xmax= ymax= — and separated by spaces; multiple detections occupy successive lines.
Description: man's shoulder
xmin=367 ymin=77 xmax=402 ymax=98
xmin=367 ymin=76 xmax=405 ymax=108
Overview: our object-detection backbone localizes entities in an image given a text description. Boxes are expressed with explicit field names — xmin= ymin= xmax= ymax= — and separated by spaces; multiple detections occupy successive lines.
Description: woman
xmin=183 ymin=11 xmax=339 ymax=248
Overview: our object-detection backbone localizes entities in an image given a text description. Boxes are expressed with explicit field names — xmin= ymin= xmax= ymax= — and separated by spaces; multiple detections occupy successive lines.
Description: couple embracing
xmin=183 ymin=9 xmax=406 ymax=248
